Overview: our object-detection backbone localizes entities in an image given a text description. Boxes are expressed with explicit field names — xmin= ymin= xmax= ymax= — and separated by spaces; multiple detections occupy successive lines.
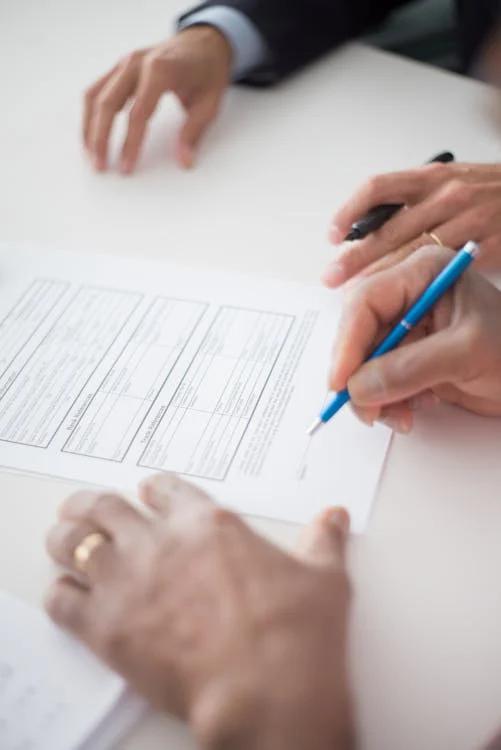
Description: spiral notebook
xmin=0 ymin=590 xmax=146 ymax=750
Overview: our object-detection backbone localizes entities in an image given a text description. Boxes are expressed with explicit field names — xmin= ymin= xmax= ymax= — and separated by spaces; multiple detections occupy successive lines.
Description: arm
xmin=180 ymin=0 xmax=414 ymax=82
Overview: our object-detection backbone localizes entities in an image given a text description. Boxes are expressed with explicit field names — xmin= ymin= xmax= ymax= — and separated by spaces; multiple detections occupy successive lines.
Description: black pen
xmin=344 ymin=151 xmax=456 ymax=242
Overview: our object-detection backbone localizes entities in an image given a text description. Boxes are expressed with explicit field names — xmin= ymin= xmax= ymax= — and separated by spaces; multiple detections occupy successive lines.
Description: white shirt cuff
xmin=179 ymin=5 xmax=269 ymax=80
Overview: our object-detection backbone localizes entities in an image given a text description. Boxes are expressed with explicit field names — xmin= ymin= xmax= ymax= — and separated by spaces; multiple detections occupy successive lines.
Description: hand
xmin=83 ymin=27 xmax=232 ymax=173
xmin=323 ymin=162 xmax=501 ymax=287
xmin=45 ymin=474 xmax=354 ymax=750
xmin=329 ymin=245 xmax=501 ymax=433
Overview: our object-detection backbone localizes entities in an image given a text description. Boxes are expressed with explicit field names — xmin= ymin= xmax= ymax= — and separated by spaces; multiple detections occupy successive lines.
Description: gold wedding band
xmin=426 ymin=231 xmax=444 ymax=247
xmin=73 ymin=531 xmax=108 ymax=573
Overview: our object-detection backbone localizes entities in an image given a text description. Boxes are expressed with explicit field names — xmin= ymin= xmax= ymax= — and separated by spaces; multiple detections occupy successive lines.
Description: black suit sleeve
xmin=180 ymin=0 xmax=413 ymax=82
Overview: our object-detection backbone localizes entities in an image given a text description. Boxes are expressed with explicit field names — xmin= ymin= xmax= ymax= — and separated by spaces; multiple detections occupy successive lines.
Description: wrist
xmin=179 ymin=24 xmax=233 ymax=75
xmin=191 ymin=679 xmax=354 ymax=750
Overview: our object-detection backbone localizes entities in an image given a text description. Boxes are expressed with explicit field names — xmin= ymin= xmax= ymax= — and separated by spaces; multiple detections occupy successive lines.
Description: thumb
xmin=296 ymin=507 xmax=350 ymax=568
xmin=176 ymin=94 xmax=219 ymax=168
xmin=348 ymin=329 xmax=466 ymax=406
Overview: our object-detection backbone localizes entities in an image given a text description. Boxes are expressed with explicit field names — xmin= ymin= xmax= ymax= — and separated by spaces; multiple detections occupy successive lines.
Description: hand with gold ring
xmin=45 ymin=476 xmax=354 ymax=750
xmin=73 ymin=531 xmax=108 ymax=573
xmin=323 ymin=161 xmax=501 ymax=287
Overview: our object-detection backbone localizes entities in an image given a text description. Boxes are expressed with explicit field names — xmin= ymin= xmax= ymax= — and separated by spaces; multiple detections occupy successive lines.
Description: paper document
xmin=0 ymin=244 xmax=390 ymax=530
xmin=0 ymin=590 xmax=145 ymax=750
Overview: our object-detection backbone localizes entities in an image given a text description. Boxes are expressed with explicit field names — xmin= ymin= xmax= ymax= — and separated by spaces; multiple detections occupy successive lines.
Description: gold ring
xmin=426 ymin=231 xmax=444 ymax=247
xmin=73 ymin=532 xmax=108 ymax=573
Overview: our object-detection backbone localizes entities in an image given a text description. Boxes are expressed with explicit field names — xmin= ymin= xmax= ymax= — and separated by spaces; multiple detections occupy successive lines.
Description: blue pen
xmin=307 ymin=241 xmax=479 ymax=436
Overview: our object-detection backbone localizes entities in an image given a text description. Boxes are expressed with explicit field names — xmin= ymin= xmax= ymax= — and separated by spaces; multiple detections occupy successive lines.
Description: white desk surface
xmin=2 ymin=2 xmax=501 ymax=749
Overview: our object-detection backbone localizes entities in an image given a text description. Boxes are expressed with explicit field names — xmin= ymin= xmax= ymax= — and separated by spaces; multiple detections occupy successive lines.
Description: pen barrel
xmin=371 ymin=323 xmax=409 ymax=359
xmin=320 ymin=388 xmax=350 ymax=422
xmin=405 ymin=245 xmax=476 ymax=327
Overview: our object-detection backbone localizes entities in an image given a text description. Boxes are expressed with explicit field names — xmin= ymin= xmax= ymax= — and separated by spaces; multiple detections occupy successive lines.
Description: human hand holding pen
xmin=323 ymin=163 xmax=501 ymax=287
xmin=329 ymin=245 xmax=501 ymax=433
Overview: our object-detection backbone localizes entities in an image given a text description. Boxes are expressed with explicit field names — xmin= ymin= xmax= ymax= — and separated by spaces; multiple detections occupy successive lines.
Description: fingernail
xmin=350 ymin=367 xmax=384 ymax=401
xmin=358 ymin=413 xmax=375 ymax=427
xmin=329 ymin=224 xmax=343 ymax=244
xmin=321 ymin=262 xmax=347 ymax=288
xmin=329 ymin=506 xmax=350 ymax=534
xmin=380 ymin=416 xmax=412 ymax=434
xmin=178 ymin=143 xmax=195 ymax=169
xmin=120 ymin=158 xmax=133 ymax=175
xmin=93 ymin=155 xmax=105 ymax=172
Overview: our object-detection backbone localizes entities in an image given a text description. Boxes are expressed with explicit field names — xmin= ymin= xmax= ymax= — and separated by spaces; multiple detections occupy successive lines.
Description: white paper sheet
xmin=0 ymin=244 xmax=390 ymax=530
xmin=0 ymin=590 xmax=145 ymax=750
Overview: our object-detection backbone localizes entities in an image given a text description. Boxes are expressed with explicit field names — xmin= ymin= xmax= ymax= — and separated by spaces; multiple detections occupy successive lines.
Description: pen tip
xmin=306 ymin=418 xmax=323 ymax=437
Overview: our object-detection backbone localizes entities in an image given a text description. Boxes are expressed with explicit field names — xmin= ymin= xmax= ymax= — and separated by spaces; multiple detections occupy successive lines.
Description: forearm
xmin=192 ymin=678 xmax=355 ymax=750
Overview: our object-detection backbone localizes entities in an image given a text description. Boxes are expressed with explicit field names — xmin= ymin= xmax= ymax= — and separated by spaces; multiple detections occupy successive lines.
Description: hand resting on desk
xmin=45 ymin=474 xmax=354 ymax=750
xmin=329 ymin=245 xmax=501 ymax=433
xmin=83 ymin=27 xmax=232 ymax=173
xmin=325 ymin=162 xmax=501 ymax=287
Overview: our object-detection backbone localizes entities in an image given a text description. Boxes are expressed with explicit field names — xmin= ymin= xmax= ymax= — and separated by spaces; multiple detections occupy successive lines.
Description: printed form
xmin=0 ymin=245 xmax=390 ymax=530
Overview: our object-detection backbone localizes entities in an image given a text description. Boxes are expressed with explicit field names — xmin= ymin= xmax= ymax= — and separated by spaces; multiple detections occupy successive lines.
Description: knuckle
xmin=144 ymin=51 xmax=168 ymax=74
xmin=59 ymin=490 xmax=88 ymax=517
xmin=343 ymin=282 xmax=368 ymax=310
xmin=129 ymin=98 xmax=149 ymax=122
xmin=209 ymin=506 xmax=241 ymax=530
xmin=414 ymin=244 xmax=446 ymax=263
xmin=439 ymin=178 xmax=471 ymax=206
xmin=92 ymin=492 xmax=125 ymax=518
xmin=364 ymin=358 xmax=389 ymax=397
xmin=364 ymin=174 xmax=386 ymax=202
xmin=471 ymin=202 xmax=496 ymax=229
xmin=422 ymin=161 xmax=450 ymax=180
xmin=94 ymin=92 xmax=114 ymax=112
xmin=83 ymin=86 xmax=97 ymax=104
xmin=377 ymin=221 xmax=399 ymax=247
xmin=345 ymin=242 xmax=374 ymax=272
xmin=45 ymin=584 xmax=80 ymax=628
xmin=98 ymin=622 xmax=129 ymax=662
xmin=120 ymin=50 xmax=143 ymax=68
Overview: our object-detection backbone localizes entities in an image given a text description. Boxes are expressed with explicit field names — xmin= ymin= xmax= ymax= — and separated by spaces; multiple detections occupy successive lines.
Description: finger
xmin=330 ymin=163 xmax=453 ymax=242
xmin=376 ymin=401 xmax=414 ymax=433
xmin=350 ymin=402 xmax=381 ymax=426
xmin=329 ymin=164 xmax=501 ymax=243
xmin=327 ymin=182 xmax=498 ymax=286
xmin=323 ymin=235 xmax=424 ymax=288
xmin=59 ymin=491 xmax=147 ymax=536
xmin=83 ymin=66 xmax=118 ymax=149
xmin=46 ymin=520 xmax=115 ymax=582
xmin=350 ymin=338 xmax=439 ymax=434
xmin=176 ymin=94 xmax=220 ymax=169
xmin=138 ymin=472 xmax=213 ymax=517
xmin=351 ymin=401 xmax=414 ymax=432
xmin=475 ymin=233 xmax=501 ymax=269
xmin=89 ymin=61 xmax=140 ymax=171
xmin=329 ymin=245 xmax=454 ymax=392
xmin=433 ymin=382 xmax=501 ymax=417
xmin=296 ymin=507 xmax=350 ymax=568
xmin=424 ymin=200 xmax=501 ymax=263
xmin=45 ymin=576 xmax=91 ymax=637
xmin=348 ymin=328 xmax=467 ymax=407
xmin=356 ymin=236 xmax=428 ymax=280
xmin=120 ymin=56 xmax=169 ymax=173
